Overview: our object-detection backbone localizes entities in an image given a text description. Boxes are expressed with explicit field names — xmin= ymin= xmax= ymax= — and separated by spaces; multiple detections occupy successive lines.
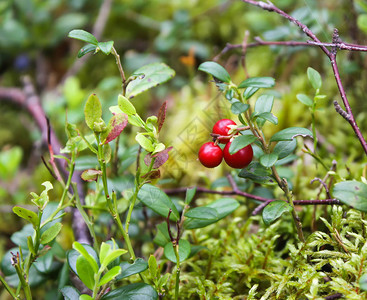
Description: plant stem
xmin=111 ymin=47 xmax=126 ymax=90
xmin=0 ymin=274 xmax=18 ymax=299
xmin=173 ymin=243 xmax=181 ymax=300
xmin=13 ymin=257 xmax=32 ymax=300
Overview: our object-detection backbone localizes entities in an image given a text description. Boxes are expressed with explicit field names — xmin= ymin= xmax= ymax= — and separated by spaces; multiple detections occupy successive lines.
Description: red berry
xmin=198 ymin=142 xmax=223 ymax=168
xmin=212 ymin=119 xmax=237 ymax=144
xmin=223 ymin=141 xmax=253 ymax=169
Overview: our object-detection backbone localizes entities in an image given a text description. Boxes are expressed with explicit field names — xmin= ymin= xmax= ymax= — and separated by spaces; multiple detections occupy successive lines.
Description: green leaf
xmin=184 ymin=198 xmax=240 ymax=229
xmin=118 ymin=95 xmax=137 ymax=116
xmin=259 ymin=153 xmax=278 ymax=168
xmin=117 ymin=258 xmax=148 ymax=280
xmin=60 ymin=286 xmax=81 ymax=299
xmin=198 ymin=61 xmax=231 ymax=83
xmin=73 ymin=242 xmax=99 ymax=273
xmin=254 ymin=112 xmax=278 ymax=125
xmin=13 ymin=207 xmax=39 ymax=228
xmin=262 ymin=200 xmax=293 ymax=225
xmin=98 ymin=266 xmax=121 ymax=286
xmin=185 ymin=187 xmax=196 ymax=204
xmin=68 ymin=29 xmax=98 ymax=45
xmin=229 ymin=135 xmax=257 ymax=154
xmin=101 ymin=249 xmax=127 ymax=269
xmin=84 ymin=94 xmax=102 ymax=130
xmin=333 ymin=181 xmax=367 ymax=212
xmin=80 ymin=294 xmax=93 ymax=300
xmin=99 ymin=242 xmax=111 ymax=268
xmin=296 ymin=94 xmax=313 ymax=107
xmin=76 ymin=255 xmax=95 ymax=290
xmin=81 ymin=169 xmax=102 ymax=182
xmin=148 ymin=255 xmax=158 ymax=279
xmin=135 ymin=133 xmax=155 ymax=152
xmin=101 ymin=283 xmax=158 ymax=300
xmin=359 ymin=273 xmax=367 ymax=291
xmin=153 ymin=222 xmax=171 ymax=247
xmin=126 ymin=63 xmax=175 ymax=99
xmin=27 ymin=236 xmax=36 ymax=255
xmin=185 ymin=207 xmax=218 ymax=220
xmin=273 ymin=140 xmax=297 ymax=159
xmin=40 ymin=222 xmax=62 ymax=244
xmin=239 ymin=77 xmax=275 ymax=88
xmin=67 ymin=245 xmax=98 ymax=276
xmin=238 ymin=162 xmax=273 ymax=184
xmin=254 ymin=95 xmax=274 ymax=114
xmin=307 ymin=67 xmax=322 ymax=90
xmin=138 ymin=184 xmax=180 ymax=221
xmin=102 ymin=143 xmax=112 ymax=163
xmin=357 ymin=14 xmax=367 ymax=33
xmin=98 ymin=41 xmax=114 ymax=55
xmin=270 ymin=127 xmax=313 ymax=142
xmin=78 ymin=44 xmax=97 ymax=58
xmin=231 ymin=102 xmax=249 ymax=114
xmin=243 ymin=87 xmax=259 ymax=99
xmin=164 ymin=240 xmax=191 ymax=263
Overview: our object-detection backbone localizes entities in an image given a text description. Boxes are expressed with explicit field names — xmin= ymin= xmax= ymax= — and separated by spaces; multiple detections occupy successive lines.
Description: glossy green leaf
xmin=138 ymin=184 xmax=180 ymax=221
xmin=231 ymin=102 xmax=249 ymax=114
xmin=126 ymin=63 xmax=175 ymax=99
xmin=98 ymin=41 xmax=114 ymax=55
xmin=98 ymin=266 xmax=121 ymax=286
xmin=117 ymin=258 xmax=148 ymax=280
xmin=239 ymin=77 xmax=275 ymax=88
xmin=67 ymin=245 xmax=99 ymax=276
xmin=99 ymin=242 xmax=111 ymax=267
xmin=80 ymin=294 xmax=93 ymax=300
xmin=73 ymin=242 xmax=99 ymax=273
xmin=238 ymin=162 xmax=273 ymax=184
xmin=60 ymin=286 xmax=81 ymax=299
xmin=243 ymin=87 xmax=259 ymax=99
xmin=198 ymin=61 xmax=231 ymax=83
xmin=12 ymin=207 xmax=39 ymax=228
xmin=76 ymin=255 xmax=95 ymax=290
xmin=101 ymin=283 xmax=158 ymax=300
xmin=68 ymin=29 xmax=98 ymax=45
xmin=40 ymin=222 xmax=62 ymax=244
xmin=259 ymin=153 xmax=278 ymax=168
xmin=78 ymin=44 xmax=97 ymax=58
xmin=229 ymin=135 xmax=257 ymax=154
xmin=262 ymin=200 xmax=293 ymax=225
xmin=307 ymin=67 xmax=322 ymax=90
xmin=184 ymin=198 xmax=240 ymax=229
xmin=270 ymin=127 xmax=313 ymax=142
xmin=101 ymin=249 xmax=127 ymax=269
xmin=153 ymin=222 xmax=171 ymax=247
xmin=185 ymin=207 xmax=218 ymax=220
xmin=164 ymin=239 xmax=191 ymax=263
xmin=273 ymin=140 xmax=297 ymax=159
xmin=255 ymin=95 xmax=274 ymax=114
xmin=185 ymin=187 xmax=196 ymax=204
xmin=84 ymin=94 xmax=102 ymax=130
xmin=296 ymin=94 xmax=313 ymax=107
xmin=118 ymin=94 xmax=137 ymax=116
xmin=254 ymin=112 xmax=278 ymax=125
xmin=135 ymin=133 xmax=155 ymax=152
xmin=333 ymin=181 xmax=367 ymax=212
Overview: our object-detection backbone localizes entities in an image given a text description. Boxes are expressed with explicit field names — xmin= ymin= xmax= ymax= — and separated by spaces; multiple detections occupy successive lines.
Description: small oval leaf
xmin=164 ymin=240 xmax=191 ymax=263
xmin=296 ymin=94 xmax=313 ymax=107
xmin=239 ymin=77 xmax=275 ymax=88
xmin=259 ymin=153 xmax=278 ymax=168
xmin=13 ymin=207 xmax=39 ymax=228
xmin=198 ymin=61 xmax=231 ymax=83
xmin=68 ymin=29 xmax=98 ymax=45
xmin=118 ymin=95 xmax=136 ymax=116
xmin=84 ymin=94 xmax=102 ymax=130
xmin=270 ymin=127 xmax=313 ymax=142
xmin=40 ymin=222 xmax=62 ymax=244
xmin=262 ymin=200 xmax=293 ymax=225
xmin=307 ymin=67 xmax=322 ymax=90
xmin=229 ymin=135 xmax=257 ymax=154
xmin=333 ymin=181 xmax=367 ymax=212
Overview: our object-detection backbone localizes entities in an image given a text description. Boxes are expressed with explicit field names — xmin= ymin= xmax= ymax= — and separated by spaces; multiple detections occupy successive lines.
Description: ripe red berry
xmin=212 ymin=119 xmax=237 ymax=144
xmin=198 ymin=142 xmax=223 ymax=168
xmin=223 ymin=141 xmax=253 ymax=169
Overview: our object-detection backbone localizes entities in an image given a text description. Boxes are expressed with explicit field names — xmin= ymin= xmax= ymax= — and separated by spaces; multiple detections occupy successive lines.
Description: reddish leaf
xmin=144 ymin=146 xmax=173 ymax=169
xmin=157 ymin=101 xmax=167 ymax=133
xmin=103 ymin=113 xmax=128 ymax=144
xmin=141 ymin=169 xmax=161 ymax=180
xmin=81 ymin=169 xmax=102 ymax=182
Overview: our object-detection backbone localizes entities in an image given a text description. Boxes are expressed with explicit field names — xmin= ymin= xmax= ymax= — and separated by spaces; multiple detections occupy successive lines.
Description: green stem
xmin=111 ymin=47 xmax=127 ymax=92
xmin=311 ymin=108 xmax=317 ymax=154
xmin=72 ymin=182 xmax=100 ymax=253
xmin=14 ymin=259 xmax=32 ymax=300
xmin=0 ymin=274 xmax=18 ymax=299
xmin=173 ymin=243 xmax=181 ymax=300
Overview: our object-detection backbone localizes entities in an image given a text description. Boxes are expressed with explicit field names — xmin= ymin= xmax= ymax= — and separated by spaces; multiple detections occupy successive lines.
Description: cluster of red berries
xmin=198 ymin=119 xmax=253 ymax=169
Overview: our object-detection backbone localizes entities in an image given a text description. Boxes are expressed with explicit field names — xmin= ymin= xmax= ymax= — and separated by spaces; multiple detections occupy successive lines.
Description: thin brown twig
xmin=240 ymin=0 xmax=367 ymax=155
